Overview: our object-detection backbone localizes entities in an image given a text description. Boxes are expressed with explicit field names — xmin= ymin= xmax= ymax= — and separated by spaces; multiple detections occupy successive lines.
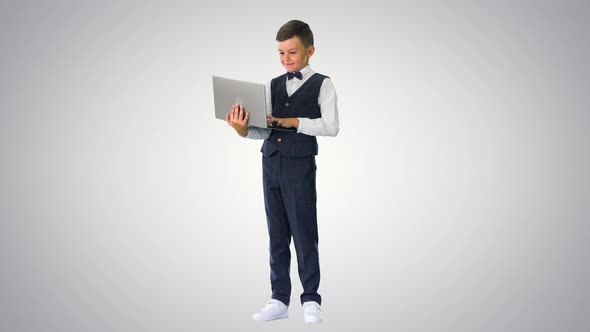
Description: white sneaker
xmin=252 ymin=299 xmax=288 ymax=321
xmin=303 ymin=301 xmax=322 ymax=323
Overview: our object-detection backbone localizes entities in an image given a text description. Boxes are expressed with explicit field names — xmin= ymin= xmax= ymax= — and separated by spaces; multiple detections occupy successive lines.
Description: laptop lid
xmin=212 ymin=76 xmax=296 ymax=132
xmin=212 ymin=75 xmax=267 ymax=128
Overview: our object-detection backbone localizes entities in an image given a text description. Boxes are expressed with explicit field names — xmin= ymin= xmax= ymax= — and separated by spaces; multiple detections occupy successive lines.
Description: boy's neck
xmin=291 ymin=64 xmax=310 ymax=73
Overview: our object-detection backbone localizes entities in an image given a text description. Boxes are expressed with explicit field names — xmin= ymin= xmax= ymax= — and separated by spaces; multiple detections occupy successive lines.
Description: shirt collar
xmin=298 ymin=65 xmax=313 ymax=78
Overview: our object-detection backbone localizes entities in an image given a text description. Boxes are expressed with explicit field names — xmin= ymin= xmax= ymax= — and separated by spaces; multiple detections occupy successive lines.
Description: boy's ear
xmin=307 ymin=46 xmax=315 ymax=58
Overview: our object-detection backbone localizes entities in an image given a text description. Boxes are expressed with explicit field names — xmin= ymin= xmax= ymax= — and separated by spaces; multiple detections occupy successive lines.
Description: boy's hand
xmin=267 ymin=115 xmax=299 ymax=129
xmin=226 ymin=104 xmax=250 ymax=137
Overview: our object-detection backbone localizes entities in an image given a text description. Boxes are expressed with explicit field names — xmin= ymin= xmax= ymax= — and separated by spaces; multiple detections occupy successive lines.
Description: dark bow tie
xmin=287 ymin=71 xmax=303 ymax=80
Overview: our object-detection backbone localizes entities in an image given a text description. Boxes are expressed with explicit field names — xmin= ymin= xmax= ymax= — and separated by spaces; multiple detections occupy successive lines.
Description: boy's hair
xmin=276 ymin=20 xmax=314 ymax=48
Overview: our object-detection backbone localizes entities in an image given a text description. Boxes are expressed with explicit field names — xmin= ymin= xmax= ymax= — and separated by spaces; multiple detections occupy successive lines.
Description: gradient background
xmin=1 ymin=1 xmax=589 ymax=331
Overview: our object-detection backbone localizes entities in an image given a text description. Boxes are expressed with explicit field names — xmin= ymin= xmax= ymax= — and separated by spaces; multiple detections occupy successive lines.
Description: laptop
xmin=212 ymin=75 xmax=296 ymax=131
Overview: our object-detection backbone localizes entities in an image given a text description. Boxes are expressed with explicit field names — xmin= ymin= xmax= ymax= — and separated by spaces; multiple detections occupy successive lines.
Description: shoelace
xmin=303 ymin=303 xmax=321 ymax=312
xmin=263 ymin=301 xmax=278 ymax=312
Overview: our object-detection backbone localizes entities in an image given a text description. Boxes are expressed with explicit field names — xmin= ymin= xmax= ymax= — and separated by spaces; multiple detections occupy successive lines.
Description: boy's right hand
xmin=225 ymin=104 xmax=250 ymax=137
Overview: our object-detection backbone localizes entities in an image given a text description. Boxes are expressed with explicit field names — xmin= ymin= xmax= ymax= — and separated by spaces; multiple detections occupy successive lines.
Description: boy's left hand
xmin=267 ymin=116 xmax=299 ymax=129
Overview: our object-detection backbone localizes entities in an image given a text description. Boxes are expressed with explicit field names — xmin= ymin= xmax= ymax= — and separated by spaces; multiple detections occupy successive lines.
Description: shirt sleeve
xmin=296 ymin=78 xmax=340 ymax=137
xmin=245 ymin=126 xmax=271 ymax=139
xmin=245 ymin=80 xmax=273 ymax=140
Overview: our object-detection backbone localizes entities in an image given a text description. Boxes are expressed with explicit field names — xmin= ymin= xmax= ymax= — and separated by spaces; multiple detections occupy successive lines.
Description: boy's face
xmin=278 ymin=36 xmax=315 ymax=73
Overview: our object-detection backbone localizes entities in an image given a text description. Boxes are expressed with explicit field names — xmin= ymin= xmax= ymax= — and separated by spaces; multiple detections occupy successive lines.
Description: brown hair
xmin=276 ymin=20 xmax=314 ymax=48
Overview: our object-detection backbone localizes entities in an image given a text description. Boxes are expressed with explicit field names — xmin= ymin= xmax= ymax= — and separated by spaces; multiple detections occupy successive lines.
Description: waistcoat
xmin=260 ymin=72 xmax=328 ymax=158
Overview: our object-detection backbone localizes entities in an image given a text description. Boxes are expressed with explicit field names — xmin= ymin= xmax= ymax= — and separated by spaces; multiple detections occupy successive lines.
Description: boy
xmin=225 ymin=20 xmax=339 ymax=324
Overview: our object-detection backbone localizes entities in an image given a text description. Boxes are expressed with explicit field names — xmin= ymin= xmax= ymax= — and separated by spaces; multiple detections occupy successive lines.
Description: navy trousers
xmin=262 ymin=152 xmax=321 ymax=306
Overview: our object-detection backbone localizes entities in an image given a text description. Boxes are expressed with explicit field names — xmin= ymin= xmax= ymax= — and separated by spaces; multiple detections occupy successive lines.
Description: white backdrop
xmin=1 ymin=1 xmax=589 ymax=331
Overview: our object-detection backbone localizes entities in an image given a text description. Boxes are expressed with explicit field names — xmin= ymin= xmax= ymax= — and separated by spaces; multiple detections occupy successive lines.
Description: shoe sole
xmin=304 ymin=316 xmax=322 ymax=323
xmin=253 ymin=313 xmax=288 ymax=321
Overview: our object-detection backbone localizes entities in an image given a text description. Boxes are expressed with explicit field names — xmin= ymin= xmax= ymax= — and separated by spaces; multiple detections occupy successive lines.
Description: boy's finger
xmin=241 ymin=112 xmax=250 ymax=125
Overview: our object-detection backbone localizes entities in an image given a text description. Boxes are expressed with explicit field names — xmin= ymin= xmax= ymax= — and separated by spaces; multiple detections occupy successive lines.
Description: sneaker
xmin=303 ymin=301 xmax=322 ymax=323
xmin=252 ymin=299 xmax=288 ymax=321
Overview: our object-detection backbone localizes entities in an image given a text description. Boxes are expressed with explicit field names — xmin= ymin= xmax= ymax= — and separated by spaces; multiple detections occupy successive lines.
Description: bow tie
xmin=287 ymin=71 xmax=303 ymax=80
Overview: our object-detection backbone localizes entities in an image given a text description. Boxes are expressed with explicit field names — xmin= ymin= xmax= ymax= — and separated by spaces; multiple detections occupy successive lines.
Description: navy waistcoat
xmin=261 ymin=72 xmax=328 ymax=158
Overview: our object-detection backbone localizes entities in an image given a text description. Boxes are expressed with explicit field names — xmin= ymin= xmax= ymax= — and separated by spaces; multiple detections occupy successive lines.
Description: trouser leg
xmin=279 ymin=155 xmax=322 ymax=305
xmin=262 ymin=154 xmax=291 ymax=306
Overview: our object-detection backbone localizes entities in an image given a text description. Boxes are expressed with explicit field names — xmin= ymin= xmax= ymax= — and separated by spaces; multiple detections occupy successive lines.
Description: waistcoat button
xmin=277 ymin=137 xmax=282 ymax=142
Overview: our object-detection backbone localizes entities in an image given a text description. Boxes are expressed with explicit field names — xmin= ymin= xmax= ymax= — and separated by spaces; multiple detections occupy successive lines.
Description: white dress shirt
xmin=246 ymin=65 xmax=339 ymax=139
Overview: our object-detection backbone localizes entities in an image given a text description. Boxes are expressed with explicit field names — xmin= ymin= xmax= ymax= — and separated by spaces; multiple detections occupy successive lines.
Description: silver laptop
xmin=212 ymin=75 xmax=296 ymax=131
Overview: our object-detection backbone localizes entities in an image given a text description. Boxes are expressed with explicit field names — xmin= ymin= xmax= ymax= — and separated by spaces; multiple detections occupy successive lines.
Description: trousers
xmin=262 ymin=152 xmax=322 ymax=306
